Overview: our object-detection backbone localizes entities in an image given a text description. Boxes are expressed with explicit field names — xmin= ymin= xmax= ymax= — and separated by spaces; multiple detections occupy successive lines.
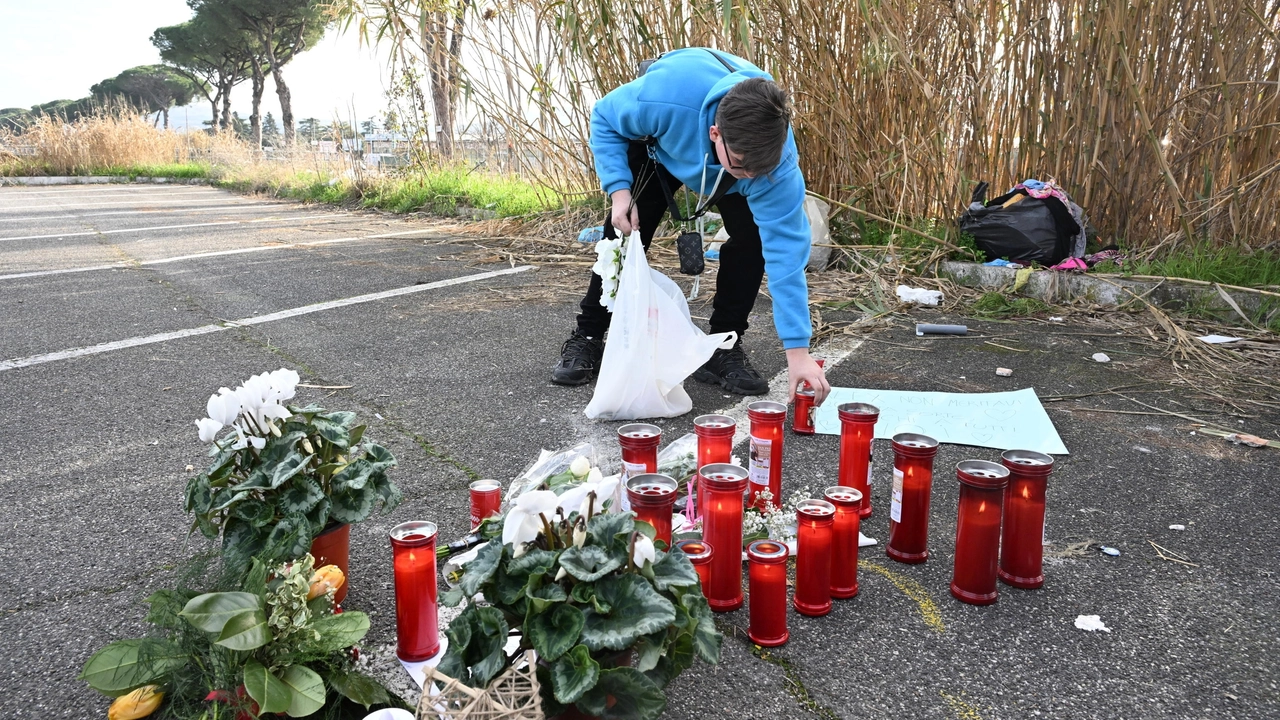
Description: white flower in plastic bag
xmin=593 ymin=236 xmax=625 ymax=311
xmin=569 ymin=456 xmax=592 ymax=479
xmin=502 ymin=490 xmax=561 ymax=549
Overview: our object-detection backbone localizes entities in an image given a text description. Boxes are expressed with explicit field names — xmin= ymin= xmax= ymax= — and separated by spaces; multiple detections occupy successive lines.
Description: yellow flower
xmin=108 ymin=685 xmax=163 ymax=720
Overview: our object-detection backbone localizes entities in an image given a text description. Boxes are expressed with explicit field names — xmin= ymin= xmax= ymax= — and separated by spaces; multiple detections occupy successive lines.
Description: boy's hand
xmin=786 ymin=348 xmax=830 ymax=405
xmin=610 ymin=189 xmax=639 ymax=235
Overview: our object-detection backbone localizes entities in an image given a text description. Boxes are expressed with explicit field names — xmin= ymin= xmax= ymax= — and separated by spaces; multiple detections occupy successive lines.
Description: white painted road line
xmin=0 ymin=265 xmax=535 ymax=372
xmin=0 ymin=228 xmax=441 ymax=281
xmin=0 ymin=197 xmax=263 ymax=212
xmin=0 ymin=186 xmax=218 ymax=197
xmin=0 ymin=189 xmax=219 ymax=201
xmin=0 ymin=203 xmax=291 ymax=223
xmin=0 ymin=213 xmax=350 ymax=243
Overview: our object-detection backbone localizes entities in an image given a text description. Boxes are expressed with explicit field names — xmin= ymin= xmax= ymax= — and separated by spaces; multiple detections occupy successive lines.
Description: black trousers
xmin=576 ymin=141 xmax=766 ymax=341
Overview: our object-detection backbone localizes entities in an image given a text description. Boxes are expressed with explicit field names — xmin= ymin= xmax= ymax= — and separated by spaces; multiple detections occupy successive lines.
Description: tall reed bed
xmin=448 ymin=0 xmax=1280 ymax=253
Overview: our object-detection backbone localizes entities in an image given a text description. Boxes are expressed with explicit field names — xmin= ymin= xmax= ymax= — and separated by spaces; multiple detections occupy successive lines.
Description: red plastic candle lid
xmin=955 ymin=460 xmax=1011 ymax=489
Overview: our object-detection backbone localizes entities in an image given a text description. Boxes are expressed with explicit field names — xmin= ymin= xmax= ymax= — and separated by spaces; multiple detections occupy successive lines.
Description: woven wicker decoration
xmin=416 ymin=650 xmax=545 ymax=720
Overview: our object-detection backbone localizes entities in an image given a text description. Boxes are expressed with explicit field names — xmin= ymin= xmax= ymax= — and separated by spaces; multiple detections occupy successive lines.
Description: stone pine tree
xmin=190 ymin=0 xmax=328 ymax=146
xmin=153 ymin=16 xmax=255 ymax=131
xmin=262 ymin=111 xmax=282 ymax=145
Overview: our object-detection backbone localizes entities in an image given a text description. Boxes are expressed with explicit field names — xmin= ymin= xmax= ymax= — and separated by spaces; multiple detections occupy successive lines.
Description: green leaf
xmin=537 ymin=665 xmax=569 ymax=718
xmin=232 ymin=497 xmax=276 ymax=527
xmin=243 ymin=659 xmax=292 ymax=715
xmin=459 ymin=539 xmax=503 ymax=597
xmin=184 ymin=474 xmax=212 ymax=514
xmin=211 ymin=488 xmax=250 ymax=512
xmin=180 ymin=592 xmax=262 ymax=634
xmin=325 ymin=666 xmax=391 ymax=708
xmin=311 ymin=416 xmax=350 ymax=448
xmin=551 ymin=644 xmax=599 ymax=705
xmin=280 ymin=664 xmax=326 ymax=717
xmin=441 ymin=586 xmax=465 ymax=607
xmin=363 ymin=441 xmax=396 ymax=471
xmin=310 ymin=611 xmax=370 ymax=652
xmin=221 ymin=517 xmax=268 ymax=562
xmin=525 ymin=602 xmax=584 ymax=662
xmin=214 ymin=608 xmax=271 ymax=651
xmin=577 ymin=667 xmax=667 ymax=720
xmin=306 ymin=497 xmax=331 ymax=536
xmin=439 ymin=605 xmax=509 ymax=688
xmin=280 ymin=477 xmax=324 ymax=514
xmin=324 ymin=410 xmax=358 ymax=428
xmin=264 ymin=513 xmax=314 ymax=561
xmin=79 ymin=639 xmax=187 ymax=696
xmin=682 ymin=593 xmax=722 ymax=664
xmin=651 ymin=549 xmax=700 ymax=591
xmin=646 ymin=630 xmax=694 ymax=688
xmin=580 ymin=575 xmax=676 ymax=652
xmin=570 ymin=581 xmax=611 ymax=614
xmin=632 ymin=630 xmax=666 ymax=673
xmin=559 ymin=545 xmax=624 ymax=582
xmin=347 ymin=424 xmax=367 ymax=447
xmin=144 ymin=589 xmax=197 ymax=629
xmin=233 ymin=469 xmax=273 ymax=491
xmin=371 ymin=472 xmax=402 ymax=512
xmin=507 ymin=548 xmax=559 ymax=578
xmin=329 ymin=483 xmax=375 ymax=524
xmin=587 ymin=511 xmax=635 ymax=550
xmin=526 ymin=580 xmax=568 ymax=613
xmin=270 ymin=452 xmax=314 ymax=489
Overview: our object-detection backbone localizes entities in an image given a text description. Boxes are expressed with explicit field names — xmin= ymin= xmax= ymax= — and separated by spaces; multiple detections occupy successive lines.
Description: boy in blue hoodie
xmin=552 ymin=47 xmax=829 ymax=405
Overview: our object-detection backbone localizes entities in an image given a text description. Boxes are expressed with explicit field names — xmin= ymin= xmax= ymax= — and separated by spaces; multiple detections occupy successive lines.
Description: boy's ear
xmin=708 ymin=125 xmax=721 ymax=143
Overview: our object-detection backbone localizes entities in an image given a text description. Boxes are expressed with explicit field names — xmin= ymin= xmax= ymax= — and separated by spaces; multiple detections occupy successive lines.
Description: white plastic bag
xmin=895 ymin=284 xmax=944 ymax=306
xmin=585 ymin=231 xmax=735 ymax=420
xmin=804 ymin=196 xmax=831 ymax=271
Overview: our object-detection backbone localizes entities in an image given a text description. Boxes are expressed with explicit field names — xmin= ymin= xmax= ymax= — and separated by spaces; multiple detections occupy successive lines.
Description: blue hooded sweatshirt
xmin=590 ymin=48 xmax=812 ymax=351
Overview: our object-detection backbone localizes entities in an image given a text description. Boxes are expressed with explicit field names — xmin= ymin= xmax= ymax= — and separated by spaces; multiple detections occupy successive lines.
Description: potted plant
xmin=185 ymin=368 xmax=402 ymax=599
xmin=80 ymin=555 xmax=400 ymax=719
xmin=438 ymin=473 xmax=723 ymax=720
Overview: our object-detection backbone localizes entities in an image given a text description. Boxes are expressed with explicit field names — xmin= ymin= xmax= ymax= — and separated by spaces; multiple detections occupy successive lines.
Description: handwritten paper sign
xmin=813 ymin=387 xmax=1068 ymax=455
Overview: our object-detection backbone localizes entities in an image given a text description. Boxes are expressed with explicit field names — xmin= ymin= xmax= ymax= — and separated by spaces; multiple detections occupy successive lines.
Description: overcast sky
xmin=0 ymin=0 xmax=395 ymax=129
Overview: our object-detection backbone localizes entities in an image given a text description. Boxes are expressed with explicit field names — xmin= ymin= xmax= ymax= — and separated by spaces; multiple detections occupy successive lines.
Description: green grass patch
xmin=0 ymin=161 xmax=212 ymax=178
xmin=1097 ymin=242 xmax=1280 ymax=288
xmin=970 ymin=291 xmax=1051 ymax=317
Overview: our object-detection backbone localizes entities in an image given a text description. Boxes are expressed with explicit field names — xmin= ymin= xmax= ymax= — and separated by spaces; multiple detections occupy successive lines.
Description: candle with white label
xmin=837 ymin=403 xmax=879 ymax=519
xmin=886 ymin=433 xmax=939 ymax=564
xmin=747 ymin=401 xmax=787 ymax=511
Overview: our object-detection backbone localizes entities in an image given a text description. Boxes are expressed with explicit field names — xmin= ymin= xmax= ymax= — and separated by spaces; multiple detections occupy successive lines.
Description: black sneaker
xmin=551 ymin=329 xmax=604 ymax=386
xmin=692 ymin=338 xmax=768 ymax=395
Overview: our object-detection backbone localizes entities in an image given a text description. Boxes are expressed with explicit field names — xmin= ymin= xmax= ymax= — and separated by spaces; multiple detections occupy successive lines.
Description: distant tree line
xmin=1 ymin=0 xmax=327 ymax=148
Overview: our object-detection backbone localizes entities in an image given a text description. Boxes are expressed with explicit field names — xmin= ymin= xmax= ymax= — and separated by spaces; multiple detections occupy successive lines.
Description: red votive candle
xmin=951 ymin=460 xmax=1011 ymax=605
xmin=747 ymin=401 xmax=787 ymax=511
xmin=676 ymin=539 xmax=714 ymax=588
xmin=748 ymin=540 xmax=790 ymax=647
xmin=390 ymin=521 xmax=440 ymax=661
xmin=694 ymin=414 xmax=736 ymax=520
xmin=886 ymin=433 xmax=940 ymax=564
xmin=700 ymin=463 xmax=749 ymax=612
xmin=792 ymin=386 xmax=816 ymax=435
xmin=824 ymin=485 xmax=863 ymax=599
xmin=837 ymin=403 xmax=879 ymax=519
xmin=794 ymin=498 xmax=837 ymax=617
xmin=618 ymin=423 xmax=661 ymax=482
xmin=627 ymin=473 xmax=678 ymax=547
xmin=469 ymin=479 xmax=502 ymax=530
xmin=999 ymin=449 xmax=1054 ymax=589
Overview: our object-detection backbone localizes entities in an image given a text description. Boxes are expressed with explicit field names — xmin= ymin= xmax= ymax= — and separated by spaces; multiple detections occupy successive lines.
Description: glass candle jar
xmin=677 ymin=539 xmax=714 ymax=588
xmin=747 ymin=540 xmax=790 ymax=647
xmin=694 ymin=414 xmax=736 ymax=520
xmin=627 ymin=473 xmax=678 ymax=547
xmin=999 ymin=449 xmax=1054 ymax=589
xmin=886 ymin=433 xmax=940 ymax=564
xmin=792 ymin=386 xmax=816 ymax=435
xmin=700 ymin=463 xmax=749 ymax=612
xmin=794 ymin=498 xmax=837 ymax=617
xmin=469 ymin=479 xmax=502 ymax=531
xmin=747 ymin=401 xmax=787 ymax=511
xmin=824 ymin=485 xmax=863 ymax=599
xmin=951 ymin=460 xmax=1011 ymax=605
xmin=618 ymin=423 xmax=661 ymax=482
xmin=837 ymin=403 xmax=879 ymax=519
xmin=390 ymin=521 xmax=440 ymax=661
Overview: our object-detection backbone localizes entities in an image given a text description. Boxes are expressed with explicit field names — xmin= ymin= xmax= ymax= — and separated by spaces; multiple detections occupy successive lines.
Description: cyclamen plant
xmin=591 ymin=235 xmax=626 ymax=311
xmin=185 ymin=369 xmax=401 ymax=572
xmin=440 ymin=473 xmax=722 ymax=720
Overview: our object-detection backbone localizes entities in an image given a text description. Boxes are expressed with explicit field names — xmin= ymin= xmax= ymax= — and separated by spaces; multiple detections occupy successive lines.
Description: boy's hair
xmin=715 ymin=77 xmax=792 ymax=175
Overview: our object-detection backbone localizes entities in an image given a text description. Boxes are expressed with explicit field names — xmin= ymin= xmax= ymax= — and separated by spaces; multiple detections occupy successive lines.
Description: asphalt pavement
xmin=1 ymin=185 xmax=1276 ymax=719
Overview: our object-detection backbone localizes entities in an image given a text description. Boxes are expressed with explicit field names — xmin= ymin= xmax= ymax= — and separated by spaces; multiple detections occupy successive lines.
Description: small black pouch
xmin=676 ymin=231 xmax=705 ymax=275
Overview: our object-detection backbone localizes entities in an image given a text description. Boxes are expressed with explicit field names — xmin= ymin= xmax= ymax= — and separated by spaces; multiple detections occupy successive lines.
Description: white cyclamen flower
xmin=195 ymin=418 xmax=223 ymax=443
xmin=569 ymin=456 xmax=592 ymax=479
xmin=502 ymin=490 xmax=561 ymax=548
xmin=268 ymin=368 xmax=300 ymax=402
xmin=206 ymin=388 xmax=240 ymax=426
xmin=632 ymin=533 xmax=656 ymax=568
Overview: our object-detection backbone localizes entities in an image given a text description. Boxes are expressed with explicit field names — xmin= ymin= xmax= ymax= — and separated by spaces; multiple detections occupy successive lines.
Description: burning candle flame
xmin=1022 ymin=485 xmax=1030 ymax=499
xmin=978 ymin=500 xmax=987 ymax=513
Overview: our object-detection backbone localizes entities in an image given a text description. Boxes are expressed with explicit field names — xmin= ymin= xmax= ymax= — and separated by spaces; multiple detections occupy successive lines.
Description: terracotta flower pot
xmin=309 ymin=522 xmax=350 ymax=604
